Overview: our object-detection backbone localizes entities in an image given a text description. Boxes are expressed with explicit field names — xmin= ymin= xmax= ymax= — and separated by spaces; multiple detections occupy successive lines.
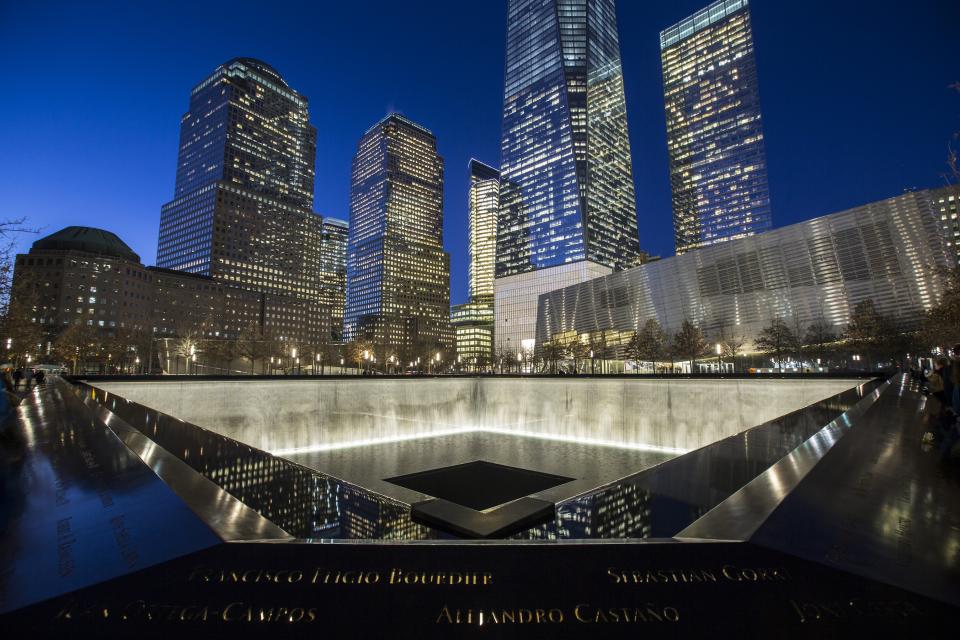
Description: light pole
xmin=189 ymin=344 xmax=195 ymax=375
xmin=135 ymin=356 xmax=140 ymax=375
xmin=291 ymin=347 xmax=298 ymax=375
xmin=340 ymin=357 xmax=344 ymax=375
xmin=433 ymin=352 xmax=441 ymax=375
xmin=517 ymin=351 xmax=522 ymax=374
xmin=315 ymin=352 xmax=321 ymax=376
xmin=589 ymin=350 xmax=594 ymax=375
xmin=715 ymin=343 xmax=722 ymax=374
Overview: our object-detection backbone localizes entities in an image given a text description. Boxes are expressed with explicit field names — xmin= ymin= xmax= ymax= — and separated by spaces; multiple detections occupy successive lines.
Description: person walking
xmin=23 ymin=368 xmax=34 ymax=390
xmin=34 ymin=369 xmax=45 ymax=386
xmin=12 ymin=368 xmax=22 ymax=391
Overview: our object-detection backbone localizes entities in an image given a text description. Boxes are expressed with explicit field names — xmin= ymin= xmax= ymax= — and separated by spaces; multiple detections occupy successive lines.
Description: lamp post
xmin=589 ymin=350 xmax=594 ymax=375
xmin=189 ymin=344 xmax=195 ymax=375
xmin=339 ymin=357 xmax=344 ymax=375
xmin=291 ymin=347 xmax=298 ymax=375
xmin=433 ymin=352 xmax=441 ymax=375
xmin=135 ymin=356 xmax=140 ymax=375
xmin=715 ymin=343 xmax=722 ymax=374
xmin=516 ymin=350 xmax=522 ymax=374
xmin=315 ymin=352 xmax=321 ymax=376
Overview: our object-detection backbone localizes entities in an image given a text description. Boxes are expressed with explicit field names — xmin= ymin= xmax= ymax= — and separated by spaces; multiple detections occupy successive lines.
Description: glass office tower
xmin=319 ymin=218 xmax=350 ymax=339
xmin=343 ymin=115 xmax=452 ymax=355
xmin=453 ymin=160 xmax=500 ymax=367
xmin=468 ymin=160 xmax=499 ymax=304
xmin=496 ymin=0 xmax=639 ymax=354
xmin=498 ymin=0 xmax=640 ymax=275
xmin=157 ymin=58 xmax=325 ymax=303
xmin=661 ymin=0 xmax=772 ymax=255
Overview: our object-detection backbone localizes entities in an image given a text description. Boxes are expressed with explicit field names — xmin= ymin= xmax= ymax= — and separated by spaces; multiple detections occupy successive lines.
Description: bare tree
xmin=754 ymin=316 xmax=796 ymax=371
xmin=719 ymin=327 xmax=747 ymax=373
xmin=672 ymin=319 xmax=708 ymax=371
xmin=804 ymin=318 xmax=836 ymax=366
xmin=627 ymin=319 xmax=668 ymax=373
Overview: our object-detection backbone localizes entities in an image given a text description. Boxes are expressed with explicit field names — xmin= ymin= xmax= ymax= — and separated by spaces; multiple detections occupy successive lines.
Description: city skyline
xmin=1 ymin=0 xmax=958 ymax=306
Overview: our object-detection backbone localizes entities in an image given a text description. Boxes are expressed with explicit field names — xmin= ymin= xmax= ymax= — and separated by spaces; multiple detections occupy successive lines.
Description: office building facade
xmin=661 ymin=0 xmax=772 ymax=254
xmin=468 ymin=160 xmax=499 ymax=304
xmin=495 ymin=0 xmax=640 ymax=353
xmin=343 ymin=115 xmax=452 ymax=354
xmin=536 ymin=190 xmax=953 ymax=353
xmin=452 ymin=160 xmax=500 ymax=366
xmin=931 ymin=184 xmax=960 ymax=265
xmin=13 ymin=227 xmax=330 ymax=363
xmin=157 ymin=58 xmax=329 ymax=306
xmin=319 ymin=218 xmax=350 ymax=339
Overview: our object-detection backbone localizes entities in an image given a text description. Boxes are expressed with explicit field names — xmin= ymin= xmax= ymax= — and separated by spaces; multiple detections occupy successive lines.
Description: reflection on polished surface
xmin=80 ymin=382 xmax=434 ymax=540
xmin=751 ymin=375 xmax=960 ymax=606
xmin=0 ymin=382 xmax=221 ymax=614
xmin=527 ymin=380 xmax=885 ymax=539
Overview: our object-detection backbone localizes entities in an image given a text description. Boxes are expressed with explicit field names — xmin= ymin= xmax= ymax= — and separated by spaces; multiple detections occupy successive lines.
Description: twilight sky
xmin=1 ymin=0 xmax=957 ymax=305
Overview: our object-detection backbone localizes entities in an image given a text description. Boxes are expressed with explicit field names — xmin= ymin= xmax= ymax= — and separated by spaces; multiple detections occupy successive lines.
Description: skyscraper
xmin=661 ymin=0 xmax=772 ymax=255
xmin=468 ymin=160 xmax=499 ymax=305
xmin=319 ymin=218 xmax=350 ymax=339
xmin=157 ymin=58 xmax=326 ymax=306
xmin=495 ymin=0 xmax=640 ymax=354
xmin=452 ymin=160 xmax=499 ymax=368
xmin=343 ymin=114 xmax=452 ymax=355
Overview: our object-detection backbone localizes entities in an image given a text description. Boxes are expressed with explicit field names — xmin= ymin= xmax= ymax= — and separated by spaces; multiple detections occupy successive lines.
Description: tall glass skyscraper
xmin=157 ymin=58 xmax=326 ymax=304
xmin=495 ymin=0 xmax=638 ymax=354
xmin=661 ymin=0 xmax=772 ymax=255
xmin=343 ymin=114 xmax=452 ymax=354
xmin=467 ymin=159 xmax=499 ymax=304
xmin=498 ymin=0 xmax=640 ymax=275
xmin=452 ymin=160 xmax=500 ymax=367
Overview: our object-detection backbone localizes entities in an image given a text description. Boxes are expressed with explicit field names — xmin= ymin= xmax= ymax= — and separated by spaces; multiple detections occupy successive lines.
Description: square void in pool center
xmin=281 ymin=432 xmax=679 ymax=506
xmin=386 ymin=460 xmax=574 ymax=511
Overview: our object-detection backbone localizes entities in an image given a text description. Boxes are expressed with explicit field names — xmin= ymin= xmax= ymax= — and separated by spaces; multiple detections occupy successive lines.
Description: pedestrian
xmin=12 ymin=368 xmax=22 ymax=390
xmin=2 ymin=367 xmax=13 ymax=393
xmin=34 ymin=369 xmax=45 ymax=386
xmin=928 ymin=358 xmax=948 ymax=406
xmin=23 ymin=368 xmax=34 ymax=390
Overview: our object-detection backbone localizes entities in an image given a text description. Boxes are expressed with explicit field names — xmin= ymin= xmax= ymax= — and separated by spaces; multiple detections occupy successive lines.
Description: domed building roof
xmin=32 ymin=226 xmax=141 ymax=262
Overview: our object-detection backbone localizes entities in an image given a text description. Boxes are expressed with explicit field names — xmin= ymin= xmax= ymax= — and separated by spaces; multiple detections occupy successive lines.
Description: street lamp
xmin=135 ymin=356 xmax=140 ymax=375
xmin=715 ymin=343 xmax=722 ymax=373
xmin=589 ymin=349 xmax=594 ymax=375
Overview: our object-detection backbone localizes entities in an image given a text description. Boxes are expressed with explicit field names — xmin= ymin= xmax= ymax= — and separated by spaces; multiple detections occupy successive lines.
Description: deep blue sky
xmin=1 ymin=0 xmax=957 ymax=305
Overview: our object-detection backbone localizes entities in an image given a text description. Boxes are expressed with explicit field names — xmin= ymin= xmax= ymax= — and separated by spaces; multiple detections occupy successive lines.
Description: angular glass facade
xmin=536 ymin=190 xmax=953 ymax=350
xmin=343 ymin=115 xmax=452 ymax=353
xmin=498 ymin=0 xmax=640 ymax=277
xmin=661 ymin=0 xmax=772 ymax=255
xmin=468 ymin=159 xmax=500 ymax=305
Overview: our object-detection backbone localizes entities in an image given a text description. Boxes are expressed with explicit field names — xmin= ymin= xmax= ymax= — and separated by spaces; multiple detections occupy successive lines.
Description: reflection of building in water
xmin=514 ymin=484 xmax=653 ymax=540
xmin=339 ymin=487 xmax=435 ymax=540
xmin=554 ymin=484 xmax=653 ymax=539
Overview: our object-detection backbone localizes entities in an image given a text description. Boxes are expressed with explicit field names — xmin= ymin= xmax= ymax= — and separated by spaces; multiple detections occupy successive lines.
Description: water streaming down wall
xmin=92 ymin=378 xmax=864 ymax=455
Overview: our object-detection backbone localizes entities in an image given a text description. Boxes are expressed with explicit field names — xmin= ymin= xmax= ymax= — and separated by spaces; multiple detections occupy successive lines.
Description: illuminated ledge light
xmin=269 ymin=428 xmax=689 ymax=456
